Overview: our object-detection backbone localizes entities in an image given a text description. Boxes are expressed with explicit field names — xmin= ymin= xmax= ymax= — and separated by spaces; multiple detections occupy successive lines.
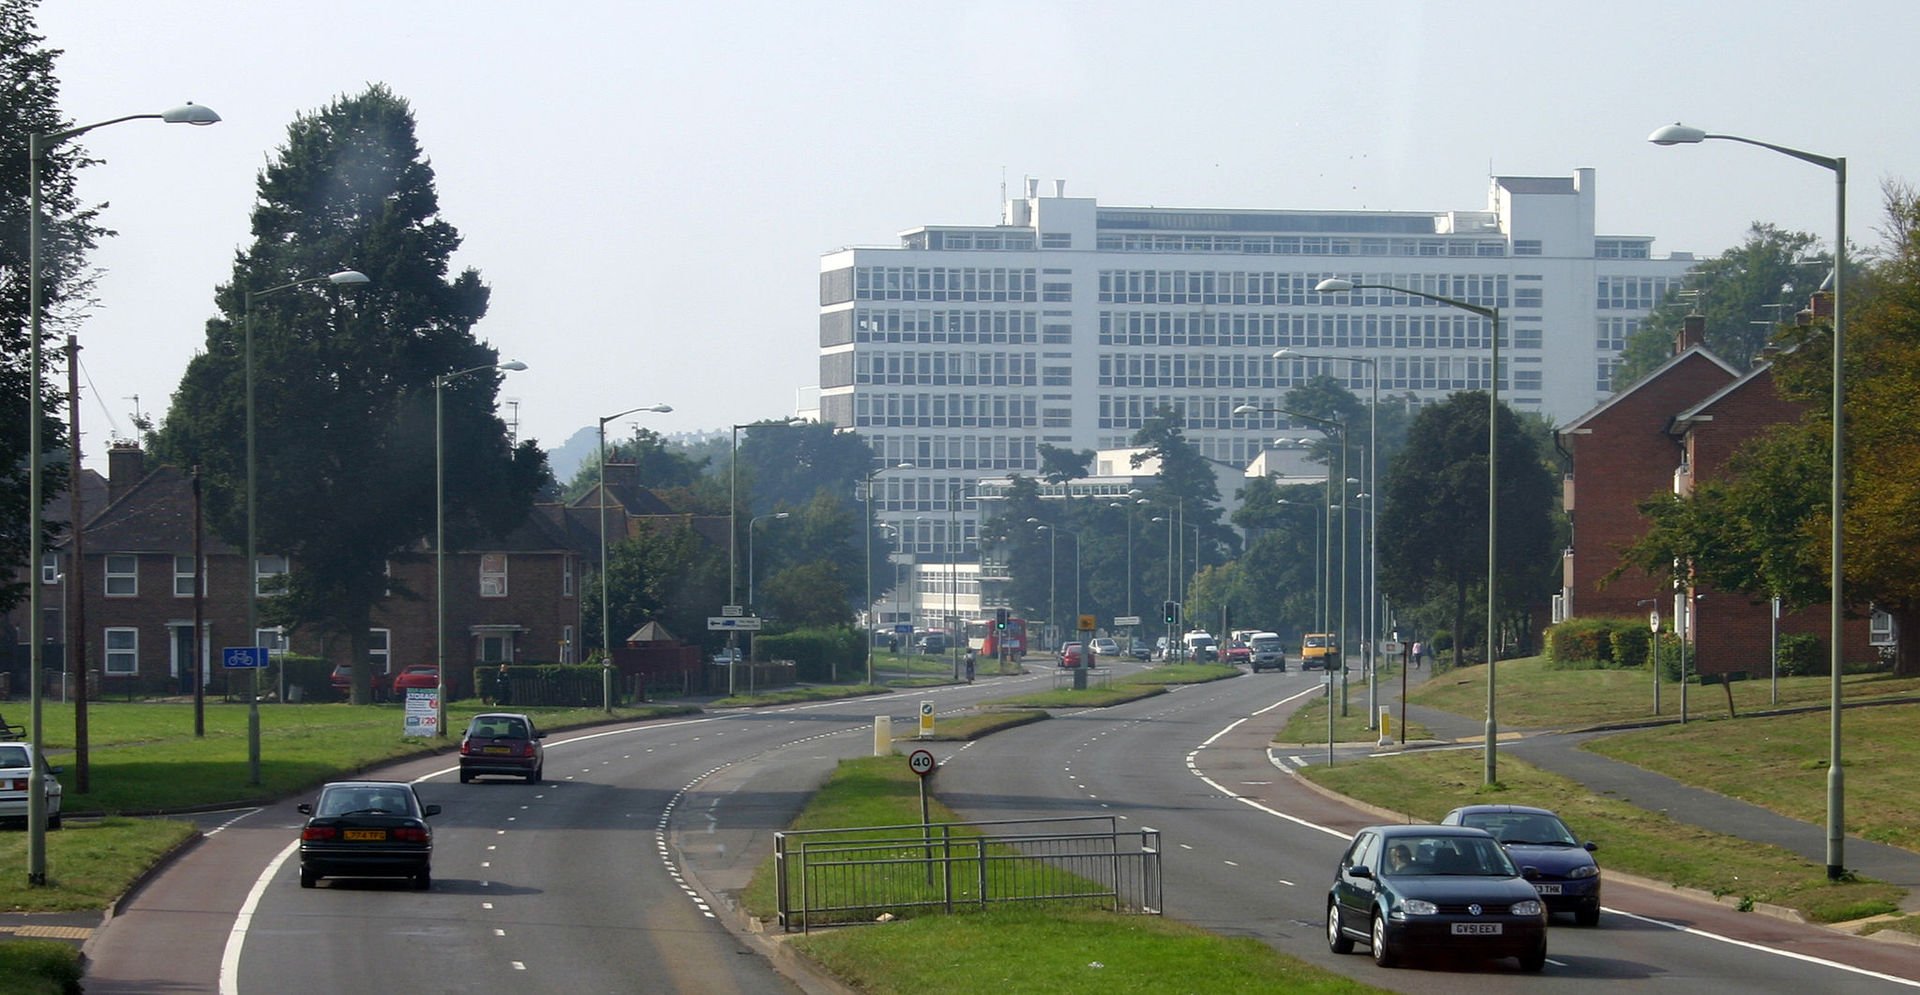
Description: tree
xmin=762 ymin=561 xmax=852 ymax=630
xmin=560 ymin=426 xmax=708 ymax=504
xmin=1616 ymin=223 xmax=1827 ymax=383
xmin=1037 ymin=443 xmax=1093 ymax=485
xmin=0 ymin=1 xmax=109 ymax=611
xmin=1378 ymin=392 xmax=1556 ymax=668
xmin=586 ymin=519 xmax=725 ymax=655
xmin=156 ymin=85 xmax=546 ymax=703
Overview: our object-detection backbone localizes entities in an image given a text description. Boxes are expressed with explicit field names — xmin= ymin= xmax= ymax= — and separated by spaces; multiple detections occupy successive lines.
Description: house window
xmin=40 ymin=553 xmax=59 ymax=586
xmin=480 ymin=554 xmax=508 ymax=598
xmin=105 ymin=627 xmax=138 ymax=675
xmin=369 ymin=628 xmax=391 ymax=675
xmin=174 ymin=555 xmax=198 ymax=597
xmin=256 ymin=628 xmax=288 ymax=657
xmin=256 ymin=555 xmax=288 ymax=596
xmin=106 ymin=554 xmax=137 ymax=597
xmin=563 ymin=556 xmax=575 ymax=597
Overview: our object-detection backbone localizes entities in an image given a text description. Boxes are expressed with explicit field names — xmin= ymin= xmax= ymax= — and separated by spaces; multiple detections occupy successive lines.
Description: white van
xmin=1182 ymin=630 xmax=1218 ymax=662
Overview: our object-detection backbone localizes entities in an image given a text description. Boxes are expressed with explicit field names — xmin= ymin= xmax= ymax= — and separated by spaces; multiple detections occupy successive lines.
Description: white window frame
xmin=174 ymin=555 xmax=199 ymax=597
xmin=480 ymin=553 xmax=508 ymax=598
xmin=105 ymin=627 xmax=139 ymax=675
xmin=40 ymin=553 xmax=59 ymax=586
xmin=369 ymin=628 xmax=391 ymax=674
xmin=563 ymin=556 xmax=575 ymax=597
xmin=105 ymin=554 xmax=138 ymax=597
xmin=479 ymin=634 xmax=511 ymax=663
xmin=255 ymin=554 xmax=289 ymax=597
xmin=256 ymin=627 xmax=289 ymax=657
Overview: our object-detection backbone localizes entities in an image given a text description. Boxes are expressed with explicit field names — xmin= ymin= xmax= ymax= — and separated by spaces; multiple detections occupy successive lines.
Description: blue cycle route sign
xmin=223 ymin=646 xmax=269 ymax=669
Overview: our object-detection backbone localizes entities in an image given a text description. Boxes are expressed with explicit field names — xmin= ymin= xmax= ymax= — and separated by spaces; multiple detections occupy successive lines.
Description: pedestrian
xmin=494 ymin=663 xmax=513 ymax=706
xmin=888 ymin=635 xmax=899 ymax=655
xmin=1411 ymin=641 xmax=1423 ymax=670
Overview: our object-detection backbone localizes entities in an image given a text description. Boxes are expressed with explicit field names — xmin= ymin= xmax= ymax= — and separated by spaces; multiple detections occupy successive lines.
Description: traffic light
xmin=1163 ymin=600 xmax=1177 ymax=626
xmin=994 ymin=608 xmax=1008 ymax=631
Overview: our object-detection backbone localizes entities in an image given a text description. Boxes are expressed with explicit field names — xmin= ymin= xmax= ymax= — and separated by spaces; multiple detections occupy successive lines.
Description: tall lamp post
xmin=1279 ymin=349 xmax=1380 ymax=726
xmin=597 ymin=403 xmax=672 ymax=712
xmin=1314 ymin=277 xmax=1502 ymax=786
xmin=727 ymin=418 xmax=803 ymax=691
xmin=25 ymin=100 xmax=219 ymax=884
xmin=747 ymin=512 xmax=789 ymax=609
xmin=1648 ymin=122 xmax=1848 ymax=881
xmin=862 ymin=463 xmax=913 ymax=685
xmin=1278 ymin=498 xmax=1325 ymax=633
xmin=1028 ymin=520 xmax=1058 ymax=645
xmin=436 ymin=360 xmax=527 ymax=738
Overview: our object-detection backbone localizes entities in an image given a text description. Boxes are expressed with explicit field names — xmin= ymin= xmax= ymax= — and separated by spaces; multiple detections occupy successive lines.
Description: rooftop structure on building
xmin=820 ymin=171 xmax=1697 ymax=563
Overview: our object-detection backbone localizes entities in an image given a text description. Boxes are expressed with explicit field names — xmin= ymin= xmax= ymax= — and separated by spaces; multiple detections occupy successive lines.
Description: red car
xmin=391 ymin=665 xmax=441 ymax=694
xmin=1224 ymin=643 xmax=1253 ymax=666
xmin=330 ymin=664 xmax=390 ymax=702
xmin=1058 ymin=642 xmax=1087 ymax=668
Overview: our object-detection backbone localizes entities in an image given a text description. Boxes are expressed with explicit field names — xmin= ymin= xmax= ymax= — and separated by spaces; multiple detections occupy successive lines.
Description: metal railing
xmin=774 ymin=815 xmax=1161 ymax=932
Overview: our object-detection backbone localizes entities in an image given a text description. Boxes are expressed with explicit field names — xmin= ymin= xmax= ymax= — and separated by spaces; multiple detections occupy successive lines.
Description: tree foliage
xmin=155 ymin=85 xmax=547 ymax=702
xmin=1616 ymin=223 xmax=1827 ymax=383
xmin=586 ymin=519 xmax=726 ymax=655
xmin=1037 ymin=443 xmax=1093 ymax=485
xmin=0 ymin=1 xmax=108 ymax=611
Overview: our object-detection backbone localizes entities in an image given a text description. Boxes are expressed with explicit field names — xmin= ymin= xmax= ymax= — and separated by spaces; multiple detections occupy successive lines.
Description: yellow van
xmin=1301 ymin=633 xmax=1337 ymax=670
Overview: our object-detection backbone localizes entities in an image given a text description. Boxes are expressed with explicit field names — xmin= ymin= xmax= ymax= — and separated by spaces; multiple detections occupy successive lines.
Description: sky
xmin=33 ymin=0 xmax=1920 ymax=474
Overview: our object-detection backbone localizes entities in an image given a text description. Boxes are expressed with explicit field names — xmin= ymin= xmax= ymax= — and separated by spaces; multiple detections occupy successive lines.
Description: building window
xmin=1513 ymin=370 xmax=1543 ymax=391
xmin=1513 ymin=287 xmax=1543 ymax=309
xmin=256 ymin=555 xmax=288 ymax=596
xmin=1512 ymin=326 xmax=1543 ymax=350
xmin=105 ymin=554 xmax=137 ymax=597
xmin=479 ymin=634 xmax=511 ymax=663
xmin=480 ymin=554 xmax=508 ymax=598
xmin=40 ymin=553 xmax=58 ymax=586
xmin=369 ymin=628 xmax=391 ymax=676
xmin=1042 ymin=282 xmax=1072 ymax=302
xmin=1513 ymin=239 xmax=1543 ymax=256
xmin=105 ymin=627 xmax=138 ymax=675
xmin=256 ymin=627 xmax=288 ymax=657
xmin=1041 ymin=233 xmax=1071 ymax=249
xmin=563 ymin=556 xmax=575 ymax=597
xmin=174 ymin=555 xmax=198 ymax=597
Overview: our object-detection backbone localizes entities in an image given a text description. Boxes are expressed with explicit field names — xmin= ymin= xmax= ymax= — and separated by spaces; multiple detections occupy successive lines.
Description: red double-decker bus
xmin=966 ymin=617 xmax=1027 ymax=660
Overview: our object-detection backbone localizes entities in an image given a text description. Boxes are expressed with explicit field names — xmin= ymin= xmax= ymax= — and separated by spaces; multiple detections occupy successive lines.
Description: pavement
xmin=9 ymin=658 xmax=1920 ymax=961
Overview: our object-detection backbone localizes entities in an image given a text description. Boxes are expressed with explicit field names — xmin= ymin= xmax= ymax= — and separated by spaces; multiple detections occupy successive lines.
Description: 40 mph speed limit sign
xmin=908 ymin=748 xmax=937 ymax=777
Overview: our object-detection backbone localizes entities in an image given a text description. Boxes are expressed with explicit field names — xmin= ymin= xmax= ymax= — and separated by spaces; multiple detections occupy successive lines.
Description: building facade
xmin=819 ymin=171 xmax=1696 ymax=564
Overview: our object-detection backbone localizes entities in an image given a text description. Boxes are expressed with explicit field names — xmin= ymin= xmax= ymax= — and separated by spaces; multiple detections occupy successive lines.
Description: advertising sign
xmin=404 ymin=688 xmax=439 ymax=738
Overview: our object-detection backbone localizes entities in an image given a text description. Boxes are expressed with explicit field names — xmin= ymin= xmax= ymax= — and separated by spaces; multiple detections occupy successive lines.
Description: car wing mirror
xmin=1347 ymin=865 xmax=1372 ymax=879
xmin=422 ymin=803 xmax=442 ymax=818
xmin=1520 ymin=865 xmax=1541 ymax=880
xmin=1584 ymin=841 xmax=1598 ymax=852
xmin=47 ymin=765 xmax=63 ymax=775
xmin=535 ymin=731 xmax=547 ymax=739
xmin=297 ymin=803 xmax=313 ymax=815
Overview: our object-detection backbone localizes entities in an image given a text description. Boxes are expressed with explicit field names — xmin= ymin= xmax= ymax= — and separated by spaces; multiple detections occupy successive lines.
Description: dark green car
xmin=1327 ymin=824 xmax=1548 ymax=971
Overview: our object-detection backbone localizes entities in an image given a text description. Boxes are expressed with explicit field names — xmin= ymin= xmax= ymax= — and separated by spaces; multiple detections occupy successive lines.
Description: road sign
xmin=722 ymin=605 xmax=744 ymax=617
xmin=222 ymin=646 xmax=268 ymax=669
xmin=1113 ymin=615 xmax=1141 ymax=627
xmin=1077 ymin=614 xmax=1096 ymax=633
xmin=894 ymin=623 xmax=913 ymax=634
xmin=1648 ymin=610 xmax=1661 ymax=633
xmin=918 ymin=700 xmax=935 ymax=738
xmin=1380 ymin=639 xmax=1404 ymax=656
xmin=907 ymin=748 xmax=936 ymax=777
xmin=707 ymin=616 xmax=763 ymax=631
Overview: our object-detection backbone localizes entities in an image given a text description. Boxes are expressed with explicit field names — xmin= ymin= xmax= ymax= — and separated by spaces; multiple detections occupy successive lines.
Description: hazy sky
xmin=35 ymin=0 xmax=1920 ymax=467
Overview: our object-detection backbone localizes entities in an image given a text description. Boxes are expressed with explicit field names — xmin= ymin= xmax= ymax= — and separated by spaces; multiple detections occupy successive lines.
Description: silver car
xmin=0 ymin=742 xmax=62 ymax=829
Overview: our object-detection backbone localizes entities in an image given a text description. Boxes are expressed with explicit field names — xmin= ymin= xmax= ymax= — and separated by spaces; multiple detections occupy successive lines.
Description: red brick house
xmin=1557 ymin=311 xmax=1871 ymax=676
xmin=10 ymin=444 xmax=586 ymax=699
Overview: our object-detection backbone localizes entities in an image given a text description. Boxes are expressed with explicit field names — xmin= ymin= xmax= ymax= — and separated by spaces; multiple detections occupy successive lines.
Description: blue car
xmin=1442 ymin=804 xmax=1601 ymax=927
xmin=1329 ymin=824 xmax=1547 ymax=970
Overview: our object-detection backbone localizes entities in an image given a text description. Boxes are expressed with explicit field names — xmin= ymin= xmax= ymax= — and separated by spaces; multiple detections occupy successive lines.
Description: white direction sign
xmin=707 ymin=616 xmax=763 ymax=631
xmin=1380 ymin=640 xmax=1404 ymax=656
xmin=1113 ymin=615 xmax=1142 ymax=627
xmin=907 ymin=748 xmax=936 ymax=777
xmin=1649 ymin=610 xmax=1661 ymax=633
xmin=722 ymin=605 xmax=744 ymax=617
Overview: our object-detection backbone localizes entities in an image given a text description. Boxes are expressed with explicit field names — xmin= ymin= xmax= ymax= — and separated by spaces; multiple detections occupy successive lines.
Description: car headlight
xmin=1399 ymin=899 xmax=1438 ymax=916
xmin=1512 ymin=899 xmax=1545 ymax=917
xmin=1567 ymin=864 xmax=1599 ymax=879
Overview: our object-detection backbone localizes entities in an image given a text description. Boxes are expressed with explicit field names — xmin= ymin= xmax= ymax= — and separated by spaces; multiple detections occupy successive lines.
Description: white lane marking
xmin=217 ymin=840 xmax=298 ymax=995
xmin=1184 ymin=697 xmax=1920 ymax=989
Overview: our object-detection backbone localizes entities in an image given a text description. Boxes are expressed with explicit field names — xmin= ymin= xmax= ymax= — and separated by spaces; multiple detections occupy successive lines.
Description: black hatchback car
xmin=1443 ymin=803 xmax=1602 ymax=926
xmin=458 ymin=712 xmax=545 ymax=783
xmin=297 ymin=780 xmax=439 ymax=889
xmin=1328 ymin=824 xmax=1547 ymax=971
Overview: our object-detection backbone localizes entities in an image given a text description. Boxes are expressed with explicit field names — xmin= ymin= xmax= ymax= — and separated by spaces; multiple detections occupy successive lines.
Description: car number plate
xmin=1533 ymin=883 xmax=1563 ymax=895
xmin=1451 ymin=923 xmax=1502 ymax=935
xmin=343 ymin=829 xmax=387 ymax=841
xmin=483 ymin=745 xmax=512 ymax=755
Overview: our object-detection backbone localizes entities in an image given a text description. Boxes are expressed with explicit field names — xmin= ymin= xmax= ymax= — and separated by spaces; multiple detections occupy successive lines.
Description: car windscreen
xmin=1384 ymin=835 xmax=1517 ymax=876
xmin=1462 ymin=813 xmax=1579 ymax=846
xmin=0 ymin=746 xmax=29 ymax=768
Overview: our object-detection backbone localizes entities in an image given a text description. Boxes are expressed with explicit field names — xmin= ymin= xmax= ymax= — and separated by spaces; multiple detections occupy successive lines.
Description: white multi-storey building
xmin=820 ymin=171 xmax=1696 ymax=561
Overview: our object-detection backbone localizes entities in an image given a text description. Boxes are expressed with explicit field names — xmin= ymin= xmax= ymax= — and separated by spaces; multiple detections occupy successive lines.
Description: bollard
xmin=874 ymin=715 xmax=892 ymax=756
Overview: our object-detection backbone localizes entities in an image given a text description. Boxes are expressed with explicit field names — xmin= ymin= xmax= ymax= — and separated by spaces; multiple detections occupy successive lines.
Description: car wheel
xmin=1370 ymin=913 xmax=1396 ymax=968
xmin=48 ymin=812 xmax=61 ymax=831
xmin=300 ymin=867 xmax=318 ymax=889
xmin=1326 ymin=901 xmax=1354 ymax=954
xmin=413 ymin=868 xmax=432 ymax=891
xmin=459 ymin=768 xmax=472 ymax=784
xmin=1519 ymin=940 xmax=1547 ymax=972
xmin=526 ymin=766 xmax=542 ymax=783
xmin=1575 ymin=904 xmax=1600 ymax=928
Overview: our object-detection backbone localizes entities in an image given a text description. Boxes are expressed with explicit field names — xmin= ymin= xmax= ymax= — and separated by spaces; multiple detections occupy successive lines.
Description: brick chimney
xmin=106 ymin=443 xmax=145 ymax=504
xmin=1675 ymin=312 xmax=1706 ymax=354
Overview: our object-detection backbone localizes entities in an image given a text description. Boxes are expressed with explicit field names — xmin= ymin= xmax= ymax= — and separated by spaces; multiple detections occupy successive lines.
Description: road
xmin=81 ymin=663 xmax=1920 ymax=993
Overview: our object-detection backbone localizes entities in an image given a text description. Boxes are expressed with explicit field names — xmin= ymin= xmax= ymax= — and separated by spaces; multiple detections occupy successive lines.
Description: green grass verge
xmin=0 ymin=817 xmax=198 ymax=913
xmin=791 ymin=905 xmax=1389 ymax=995
xmin=899 ymin=711 xmax=1049 ymax=741
xmin=709 ymin=684 xmax=888 ymax=707
xmin=0 ymin=939 xmax=83 ymax=995
xmin=983 ymin=664 xmax=1238 ymax=710
xmin=1301 ymin=749 xmax=1900 ymax=923
xmin=750 ymin=756 xmax=1389 ymax=995
xmin=1276 ymin=686 xmax=1433 ymax=745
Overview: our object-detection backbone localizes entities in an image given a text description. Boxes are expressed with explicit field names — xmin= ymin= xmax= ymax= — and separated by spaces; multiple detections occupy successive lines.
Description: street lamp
xmin=1313 ymin=277 xmax=1502 ymax=786
xmin=747 ymin=512 xmax=789 ymax=609
xmin=1648 ymin=121 xmax=1849 ymax=882
xmin=436 ymin=360 xmax=527 ymax=739
xmin=1028 ymin=520 xmax=1058 ymax=644
xmin=727 ymin=418 xmax=803 ymax=691
xmin=1278 ymin=349 xmax=1381 ymax=727
xmin=1278 ymin=498 xmax=1324 ymax=637
xmin=24 ymin=100 xmax=219 ymax=884
xmin=862 ymin=463 xmax=913 ymax=685
xmin=597 ymin=403 xmax=672 ymax=712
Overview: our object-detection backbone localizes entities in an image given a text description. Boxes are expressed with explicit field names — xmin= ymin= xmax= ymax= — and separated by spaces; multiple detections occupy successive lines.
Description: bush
xmin=1544 ymin=617 xmax=1646 ymax=669
xmin=1778 ymin=633 xmax=1825 ymax=677
xmin=754 ymin=627 xmax=866 ymax=682
xmin=1610 ymin=626 xmax=1652 ymax=669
